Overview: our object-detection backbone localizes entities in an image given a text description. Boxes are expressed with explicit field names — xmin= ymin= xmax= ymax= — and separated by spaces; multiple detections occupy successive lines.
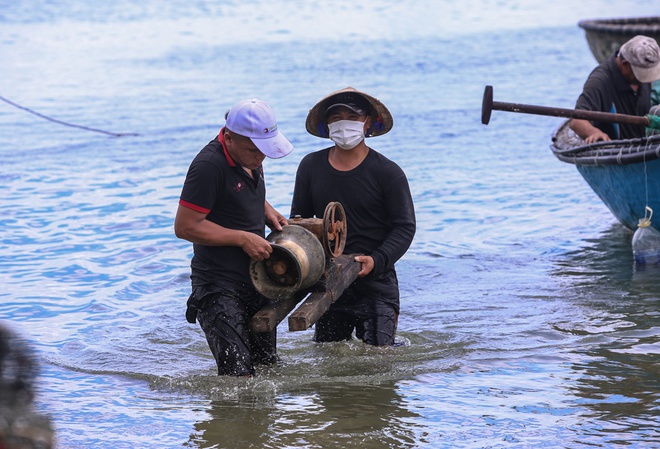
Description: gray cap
xmin=619 ymin=35 xmax=660 ymax=83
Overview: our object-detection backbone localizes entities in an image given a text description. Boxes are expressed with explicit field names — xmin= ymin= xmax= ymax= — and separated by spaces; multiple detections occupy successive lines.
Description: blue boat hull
xmin=551 ymin=121 xmax=660 ymax=230
xmin=576 ymin=161 xmax=660 ymax=230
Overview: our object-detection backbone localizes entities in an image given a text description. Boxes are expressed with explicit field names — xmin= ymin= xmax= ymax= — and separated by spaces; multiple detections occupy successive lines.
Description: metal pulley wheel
xmin=250 ymin=225 xmax=325 ymax=300
xmin=322 ymin=202 xmax=347 ymax=257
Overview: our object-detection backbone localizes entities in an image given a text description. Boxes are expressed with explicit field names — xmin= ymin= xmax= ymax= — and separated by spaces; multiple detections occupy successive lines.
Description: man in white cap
xmin=175 ymin=98 xmax=293 ymax=376
xmin=291 ymin=87 xmax=416 ymax=347
xmin=570 ymin=35 xmax=660 ymax=144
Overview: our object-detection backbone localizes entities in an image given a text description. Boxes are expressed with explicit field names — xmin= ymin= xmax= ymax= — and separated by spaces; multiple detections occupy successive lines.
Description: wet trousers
xmin=187 ymin=282 xmax=277 ymax=376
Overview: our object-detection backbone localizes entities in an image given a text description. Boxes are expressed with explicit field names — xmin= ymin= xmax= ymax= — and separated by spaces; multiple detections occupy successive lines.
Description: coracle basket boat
xmin=551 ymin=121 xmax=660 ymax=231
xmin=578 ymin=16 xmax=660 ymax=63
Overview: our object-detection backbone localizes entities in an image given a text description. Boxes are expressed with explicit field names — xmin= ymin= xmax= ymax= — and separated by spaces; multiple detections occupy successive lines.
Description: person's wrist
xmin=238 ymin=230 xmax=249 ymax=248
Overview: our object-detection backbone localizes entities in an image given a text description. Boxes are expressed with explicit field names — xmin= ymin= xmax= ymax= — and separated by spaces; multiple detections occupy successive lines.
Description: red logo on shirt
xmin=233 ymin=182 xmax=244 ymax=193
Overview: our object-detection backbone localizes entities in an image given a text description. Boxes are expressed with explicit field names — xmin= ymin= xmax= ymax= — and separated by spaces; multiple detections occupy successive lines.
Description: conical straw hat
xmin=305 ymin=86 xmax=393 ymax=138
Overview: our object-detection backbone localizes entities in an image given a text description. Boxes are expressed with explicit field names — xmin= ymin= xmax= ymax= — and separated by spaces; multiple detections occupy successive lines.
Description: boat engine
xmin=250 ymin=202 xmax=347 ymax=300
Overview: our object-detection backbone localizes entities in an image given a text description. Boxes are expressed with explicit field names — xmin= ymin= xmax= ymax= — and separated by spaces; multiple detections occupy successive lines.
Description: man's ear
xmin=224 ymin=130 xmax=233 ymax=147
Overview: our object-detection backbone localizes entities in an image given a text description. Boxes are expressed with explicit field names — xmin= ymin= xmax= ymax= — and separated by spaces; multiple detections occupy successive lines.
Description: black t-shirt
xmin=575 ymin=53 xmax=651 ymax=140
xmin=290 ymin=146 xmax=416 ymax=278
xmin=179 ymin=134 xmax=266 ymax=286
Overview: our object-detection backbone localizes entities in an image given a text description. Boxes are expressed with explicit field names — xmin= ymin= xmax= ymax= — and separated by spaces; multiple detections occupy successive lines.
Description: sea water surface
xmin=1 ymin=1 xmax=659 ymax=448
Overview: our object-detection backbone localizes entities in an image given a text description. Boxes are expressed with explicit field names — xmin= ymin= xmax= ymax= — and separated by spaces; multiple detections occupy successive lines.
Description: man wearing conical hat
xmin=291 ymin=87 xmax=416 ymax=347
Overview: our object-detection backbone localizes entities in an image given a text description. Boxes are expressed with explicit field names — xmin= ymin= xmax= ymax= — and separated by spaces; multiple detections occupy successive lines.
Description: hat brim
xmin=251 ymin=131 xmax=293 ymax=159
xmin=325 ymin=103 xmax=368 ymax=116
xmin=632 ymin=64 xmax=660 ymax=84
xmin=305 ymin=87 xmax=393 ymax=138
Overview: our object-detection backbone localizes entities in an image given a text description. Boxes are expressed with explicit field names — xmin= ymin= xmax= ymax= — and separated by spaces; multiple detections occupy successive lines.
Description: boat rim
xmin=578 ymin=16 xmax=660 ymax=35
xmin=550 ymin=121 xmax=660 ymax=166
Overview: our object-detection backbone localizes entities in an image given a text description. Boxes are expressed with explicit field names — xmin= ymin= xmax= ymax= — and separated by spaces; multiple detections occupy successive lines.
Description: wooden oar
xmin=481 ymin=85 xmax=650 ymax=126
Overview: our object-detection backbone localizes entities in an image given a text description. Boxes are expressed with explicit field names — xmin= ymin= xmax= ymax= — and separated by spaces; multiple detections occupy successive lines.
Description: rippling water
xmin=2 ymin=1 xmax=659 ymax=448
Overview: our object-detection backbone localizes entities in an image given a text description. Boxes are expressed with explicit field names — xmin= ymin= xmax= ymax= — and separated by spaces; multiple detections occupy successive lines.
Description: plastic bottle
xmin=632 ymin=207 xmax=660 ymax=265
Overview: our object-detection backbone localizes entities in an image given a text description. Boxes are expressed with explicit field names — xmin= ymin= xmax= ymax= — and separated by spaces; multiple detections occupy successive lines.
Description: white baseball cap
xmin=619 ymin=35 xmax=660 ymax=84
xmin=225 ymin=99 xmax=293 ymax=158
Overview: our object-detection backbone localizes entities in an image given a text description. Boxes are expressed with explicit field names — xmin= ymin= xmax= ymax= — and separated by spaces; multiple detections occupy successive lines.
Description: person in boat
xmin=570 ymin=35 xmax=660 ymax=144
xmin=175 ymin=99 xmax=293 ymax=376
xmin=290 ymin=87 xmax=416 ymax=347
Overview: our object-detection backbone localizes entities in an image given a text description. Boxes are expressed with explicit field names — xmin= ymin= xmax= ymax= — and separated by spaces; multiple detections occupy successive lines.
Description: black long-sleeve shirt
xmin=290 ymin=146 xmax=415 ymax=278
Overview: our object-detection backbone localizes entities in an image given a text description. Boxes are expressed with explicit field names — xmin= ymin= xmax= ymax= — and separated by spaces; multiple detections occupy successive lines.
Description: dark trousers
xmin=187 ymin=282 xmax=277 ymax=376
xmin=314 ymin=269 xmax=400 ymax=346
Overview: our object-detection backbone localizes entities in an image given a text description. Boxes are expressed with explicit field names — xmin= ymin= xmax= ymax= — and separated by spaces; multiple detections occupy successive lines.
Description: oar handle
xmin=481 ymin=85 xmax=650 ymax=126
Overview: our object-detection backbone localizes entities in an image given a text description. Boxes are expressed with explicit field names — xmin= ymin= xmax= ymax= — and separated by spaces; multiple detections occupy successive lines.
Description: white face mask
xmin=328 ymin=119 xmax=366 ymax=150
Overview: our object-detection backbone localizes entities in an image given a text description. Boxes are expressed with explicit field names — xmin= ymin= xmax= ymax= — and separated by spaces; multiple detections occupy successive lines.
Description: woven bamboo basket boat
xmin=578 ymin=16 xmax=660 ymax=63
xmin=551 ymin=121 xmax=660 ymax=230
